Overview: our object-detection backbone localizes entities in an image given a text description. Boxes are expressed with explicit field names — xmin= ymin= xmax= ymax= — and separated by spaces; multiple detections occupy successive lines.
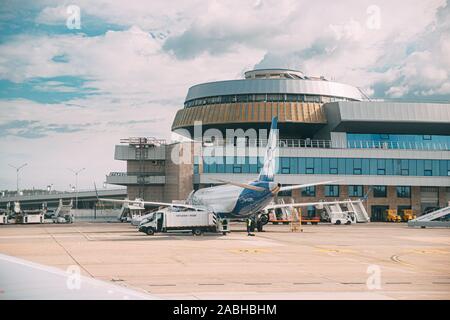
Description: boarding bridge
xmin=408 ymin=206 xmax=450 ymax=228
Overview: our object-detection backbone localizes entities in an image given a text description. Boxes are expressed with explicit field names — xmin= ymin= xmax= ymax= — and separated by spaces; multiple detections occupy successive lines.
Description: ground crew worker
xmin=247 ymin=218 xmax=255 ymax=236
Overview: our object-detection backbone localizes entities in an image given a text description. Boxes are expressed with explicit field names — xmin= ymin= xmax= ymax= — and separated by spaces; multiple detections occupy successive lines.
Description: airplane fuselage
xmin=189 ymin=181 xmax=278 ymax=218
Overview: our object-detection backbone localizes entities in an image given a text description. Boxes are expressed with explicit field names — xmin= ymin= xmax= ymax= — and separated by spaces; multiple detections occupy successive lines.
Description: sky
xmin=0 ymin=0 xmax=449 ymax=191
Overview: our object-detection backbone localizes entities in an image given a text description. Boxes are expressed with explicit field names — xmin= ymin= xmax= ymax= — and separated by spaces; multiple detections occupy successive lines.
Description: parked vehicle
xmin=138 ymin=207 xmax=222 ymax=236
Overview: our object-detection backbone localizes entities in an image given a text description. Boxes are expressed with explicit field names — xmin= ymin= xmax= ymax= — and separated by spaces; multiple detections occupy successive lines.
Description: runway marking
xmin=244 ymin=283 xmax=272 ymax=286
xmin=232 ymin=239 xmax=284 ymax=247
xmin=198 ymin=283 xmax=225 ymax=286
xmin=229 ymin=248 xmax=271 ymax=254
xmin=0 ymin=235 xmax=80 ymax=239
xmin=385 ymin=282 xmax=412 ymax=285
xmin=315 ymin=247 xmax=356 ymax=255
xmin=412 ymin=249 xmax=449 ymax=255
xmin=389 ymin=254 xmax=415 ymax=268
xmin=42 ymin=227 xmax=95 ymax=278
xmin=148 ymin=284 xmax=177 ymax=287
xmin=74 ymin=227 xmax=93 ymax=241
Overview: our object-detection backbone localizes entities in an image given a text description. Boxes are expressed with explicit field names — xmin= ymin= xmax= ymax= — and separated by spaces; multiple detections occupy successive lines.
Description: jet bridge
xmin=408 ymin=206 xmax=450 ymax=228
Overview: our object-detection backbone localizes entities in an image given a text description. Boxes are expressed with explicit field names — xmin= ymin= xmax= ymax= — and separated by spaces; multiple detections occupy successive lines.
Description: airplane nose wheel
xmin=259 ymin=214 xmax=269 ymax=225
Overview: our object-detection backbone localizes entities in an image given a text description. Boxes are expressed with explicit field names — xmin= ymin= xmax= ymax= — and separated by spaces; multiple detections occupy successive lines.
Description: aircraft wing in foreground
xmin=0 ymin=253 xmax=159 ymax=300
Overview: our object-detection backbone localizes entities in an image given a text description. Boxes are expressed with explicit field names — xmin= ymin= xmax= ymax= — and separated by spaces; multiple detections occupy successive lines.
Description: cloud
xmin=162 ymin=0 xmax=300 ymax=59
xmin=0 ymin=0 xmax=449 ymax=190
xmin=369 ymin=1 xmax=450 ymax=100
xmin=0 ymin=119 xmax=98 ymax=139
xmin=35 ymin=5 xmax=68 ymax=25
xmin=0 ymin=76 xmax=98 ymax=103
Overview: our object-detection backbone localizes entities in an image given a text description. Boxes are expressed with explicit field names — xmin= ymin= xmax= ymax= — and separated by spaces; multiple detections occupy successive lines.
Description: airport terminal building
xmin=107 ymin=69 xmax=450 ymax=221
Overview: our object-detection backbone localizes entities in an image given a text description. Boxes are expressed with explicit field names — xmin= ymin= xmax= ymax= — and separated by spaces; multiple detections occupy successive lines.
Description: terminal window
xmin=348 ymin=185 xmax=363 ymax=197
xmin=301 ymin=186 xmax=316 ymax=197
xmin=396 ymin=186 xmax=411 ymax=198
xmin=200 ymin=156 xmax=450 ymax=177
xmin=373 ymin=186 xmax=387 ymax=197
xmin=325 ymin=185 xmax=339 ymax=197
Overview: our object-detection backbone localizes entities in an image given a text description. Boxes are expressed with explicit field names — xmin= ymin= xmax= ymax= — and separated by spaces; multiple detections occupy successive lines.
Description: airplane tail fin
xmin=258 ymin=117 xmax=278 ymax=182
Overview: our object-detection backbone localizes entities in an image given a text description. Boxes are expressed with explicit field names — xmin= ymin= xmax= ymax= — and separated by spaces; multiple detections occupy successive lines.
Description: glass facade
xmin=200 ymin=156 xmax=450 ymax=177
xmin=184 ymin=93 xmax=356 ymax=107
xmin=347 ymin=133 xmax=450 ymax=150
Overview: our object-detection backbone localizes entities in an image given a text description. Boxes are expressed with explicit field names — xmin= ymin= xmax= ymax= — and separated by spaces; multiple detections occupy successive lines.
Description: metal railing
xmin=202 ymin=138 xmax=333 ymax=148
xmin=120 ymin=137 xmax=166 ymax=146
xmin=202 ymin=138 xmax=448 ymax=151
xmin=347 ymin=140 xmax=449 ymax=151
xmin=108 ymin=172 xmax=165 ymax=177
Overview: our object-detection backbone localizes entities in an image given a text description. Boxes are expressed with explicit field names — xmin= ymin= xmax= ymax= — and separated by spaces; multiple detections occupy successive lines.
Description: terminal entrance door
xmin=420 ymin=187 xmax=439 ymax=213
xmin=371 ymin=205 xmax=389 ymax=222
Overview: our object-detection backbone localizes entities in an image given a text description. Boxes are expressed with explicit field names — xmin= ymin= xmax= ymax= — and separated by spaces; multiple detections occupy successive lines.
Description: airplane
xmin=0 ymin=253 xmax=158 ymax=299
xmin=97 ymin=117 xmax=358 ymax=228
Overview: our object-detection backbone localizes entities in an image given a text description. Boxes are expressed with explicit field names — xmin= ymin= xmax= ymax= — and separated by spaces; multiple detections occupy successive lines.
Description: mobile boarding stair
xmin=408 ymin=206 xmax=450 ymax=228
xmin=321 ymin=199 xmax=370 ymax=224
xmin=53 ymin=199 xmax=74 ymax=223
xmin=348 ymin=200 xmax=370 ymax=223
xmin=269 ymin=198 xmax=302 ymax=224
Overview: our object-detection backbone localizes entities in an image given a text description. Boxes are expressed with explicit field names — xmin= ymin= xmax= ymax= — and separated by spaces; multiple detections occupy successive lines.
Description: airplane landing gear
xmin=256 ymin=213 xmax=269 ymax=232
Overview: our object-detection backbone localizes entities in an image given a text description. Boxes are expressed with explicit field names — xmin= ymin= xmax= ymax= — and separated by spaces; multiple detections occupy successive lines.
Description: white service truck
xmin=138 ymin=207 xmax=224 ymax=236
xmin=17 ymin=211 xmax=45 ymax=224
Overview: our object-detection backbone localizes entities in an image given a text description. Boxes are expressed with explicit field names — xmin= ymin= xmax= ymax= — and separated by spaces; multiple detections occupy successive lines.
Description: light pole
xmin=68 ymin=168 xmax=85 ymax=209
xmin=9 ymin=163 xmax=27 ymax=194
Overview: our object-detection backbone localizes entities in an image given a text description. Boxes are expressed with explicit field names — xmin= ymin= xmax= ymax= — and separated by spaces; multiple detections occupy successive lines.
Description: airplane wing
xmin=278 ymin=180 xmax=340 ymax=192
xmin=98 ymin=198 xmax=201 ymax=210
xmin=0 ymin=253 xmax=159 ymax=300
xmin=265 ymin=199 xmax=363 ymax=210
xmin=209 ymin=178 xmax=266 ymax=192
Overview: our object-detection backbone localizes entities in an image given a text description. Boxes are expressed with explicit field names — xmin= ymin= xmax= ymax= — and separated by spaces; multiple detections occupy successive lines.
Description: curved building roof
xmin=185 ymin=69 xmax=364 ymax=102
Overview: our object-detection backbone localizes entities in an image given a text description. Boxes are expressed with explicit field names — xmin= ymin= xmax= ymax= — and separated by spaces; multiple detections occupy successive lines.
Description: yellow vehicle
xmin=401 ymin=209 xmax=416 ymax=222
xmin=386 ymin=209 xmax=402 ymax=222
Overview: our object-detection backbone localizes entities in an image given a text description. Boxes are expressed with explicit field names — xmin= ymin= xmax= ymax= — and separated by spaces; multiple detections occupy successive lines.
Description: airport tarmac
xmin=0 ymin=222 xmax=449 ymax=300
